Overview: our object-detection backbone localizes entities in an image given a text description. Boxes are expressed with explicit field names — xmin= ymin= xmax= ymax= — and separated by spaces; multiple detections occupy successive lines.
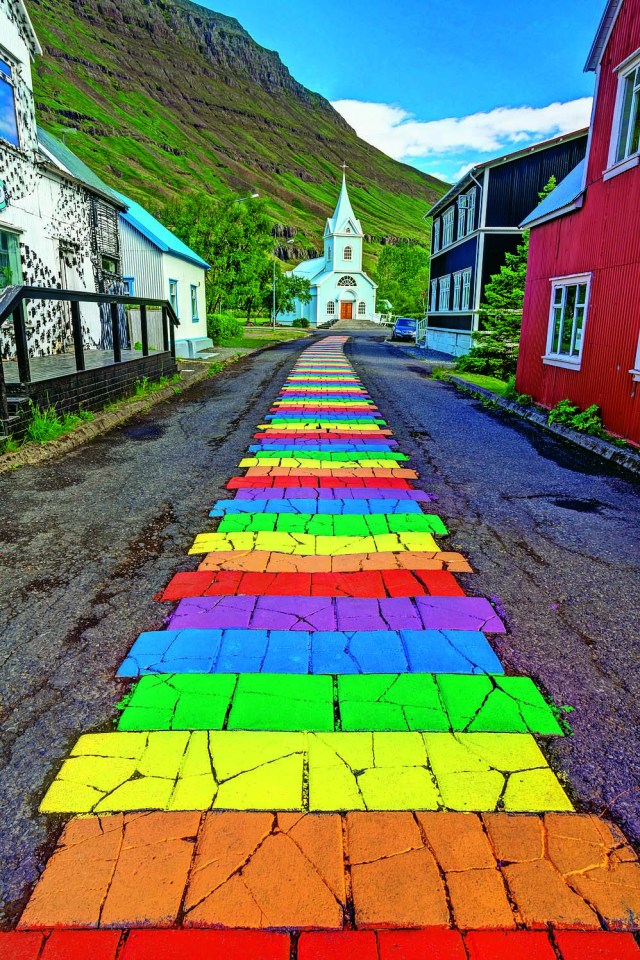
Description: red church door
xmin=340 ymin=301 xmax=353 ymax=320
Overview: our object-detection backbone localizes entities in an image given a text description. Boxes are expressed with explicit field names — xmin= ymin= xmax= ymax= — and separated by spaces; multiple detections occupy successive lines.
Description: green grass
xmin=132 ymin=374 xmax=181 ymax=398
xmin=25 ymin=404 xmax=94 ymax=444
xmin=216 ymin=329 xmax=311 ymax=349
xmin=28 ymin=0 xmax=448 ymax=257
xmin=450 ymin=373 xmax=510 ymax=397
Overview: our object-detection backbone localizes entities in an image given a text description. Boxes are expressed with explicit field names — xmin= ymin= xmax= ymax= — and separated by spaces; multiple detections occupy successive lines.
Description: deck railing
xmin=0 ymin=286 xmax=179 ymax=421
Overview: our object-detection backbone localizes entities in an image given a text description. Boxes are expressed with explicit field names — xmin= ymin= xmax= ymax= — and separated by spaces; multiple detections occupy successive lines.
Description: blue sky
xmin=206 ymin=0 xmax=603 ymax=182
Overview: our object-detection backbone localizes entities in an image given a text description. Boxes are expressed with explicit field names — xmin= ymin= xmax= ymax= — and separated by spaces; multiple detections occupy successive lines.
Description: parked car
xmin=391 ymin=317 xmax=417 ymax=341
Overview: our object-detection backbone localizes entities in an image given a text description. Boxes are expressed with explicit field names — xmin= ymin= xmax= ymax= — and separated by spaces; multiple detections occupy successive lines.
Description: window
xmin=122 ymin=277 xmax=135 ymax=296
xmin=461 ymin=269 xmax=472 ymax=310
xmin=452 ymin=272 xmax=462 ymax=310
xmin=430 ymin=279 xmax=437 ymax=312
xmin=338 ymin=276 xmax=356 ymax=286
xmin=0 ymin=57 xmax=19 ymax=149
xmin=169 ymin=278 xmax=178 ymax=316
xmin=465 ymin=188 xmax=476 ymax=235
xmin=358 ymin=301 xmax=366 ymax=315
xmin=614 ymin=54 xmax=640 ymax=164
xmin=545 ymin=276 xmax=590 ymax=365
xmin=0 ymin=229 xmax=22 ymax=289
xmin=457 ymin=198 xmax=466 ymax=240
xmin=438 ymin=275 xmax=451 ymax=311
xmin=432 ymin=218 xmax=441 ymax=253
xmin=442 ymin=207 xmax=454 ymax=247
xmin=190 ymin=284 xmax=199 ymax=321
xmin=327 ymin=247 xmax=332 ymax=262
xmin=344 ymin=245 xmax=353 ymax=261
xmin=326 ymin=300 xmax=335 ymax=315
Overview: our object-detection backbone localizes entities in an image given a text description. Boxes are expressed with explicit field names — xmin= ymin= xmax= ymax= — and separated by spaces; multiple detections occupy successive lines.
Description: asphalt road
xmin=0 ymin=325 xmax=639 ymax=925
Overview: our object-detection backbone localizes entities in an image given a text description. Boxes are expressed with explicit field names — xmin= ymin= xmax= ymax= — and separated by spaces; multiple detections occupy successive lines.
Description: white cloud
xmin=331 ymin=97 xmax=593 ymax=168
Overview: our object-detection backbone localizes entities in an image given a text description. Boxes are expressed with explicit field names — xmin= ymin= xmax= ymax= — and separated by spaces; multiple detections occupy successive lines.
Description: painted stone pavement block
xmin=209 ymin=498 xmax=423 ymax=515
xmin=214 ymin=513 xmax=446 ymax=535
xmin=39 ymin=731 xmax=572 ymax=814
xmin=195 ymin=550 xmax=472 ymax=573
xmin=160 ymin=568 xmax=465 ymax=600
xmin=189 ymin=531 xmax=440 ymax=555
xmin=166 ymin=595 xmax=505 ymax=633
xmin=116 ymin=672 xmax=562 ymax=735
xmin=117 ymin=628 xmax=504 ymax=677
xmin=19 ymin=811 xmax=640 ymax=931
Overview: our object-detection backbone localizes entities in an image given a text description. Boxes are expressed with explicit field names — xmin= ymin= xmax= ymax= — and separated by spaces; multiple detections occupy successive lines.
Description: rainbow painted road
xmin=6 ymin=336 xmax=640 ymax=960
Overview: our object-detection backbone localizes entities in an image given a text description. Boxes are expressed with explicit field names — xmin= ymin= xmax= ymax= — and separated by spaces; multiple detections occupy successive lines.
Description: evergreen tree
xmin=457 ymin=176 xmax=557 ymax=379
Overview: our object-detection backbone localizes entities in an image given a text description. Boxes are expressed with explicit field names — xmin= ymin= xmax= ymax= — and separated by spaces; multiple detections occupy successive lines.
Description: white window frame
xmin=543 ymin=273 xmax=591 ymax=369
xmin=438 ymin=275 xmax=451 ymax=312
xmin=432 ymin=218 xmax=441 ymax=253
xmin=461 ymin=268 xmax=472 ymax=310
xmin=358 ymin=300 xmax=366 ymax=315
xmin=452 ymin=272 xmax=462 ymax=310
xmin=442 ymin=208 xmax=454 ymax=248
xmin=190 ymin=284 xmax=199 ymax=322
xmin=465 ymin=188 xmax=476 ymax=236
xmin=0 ymin=54 xmax=20 ymax=150
xmin=457 ymin=198 xmax=466 ymax=240
xmin=343 ymin=245 xmax=353 ymax=261
xmin=608 ymin=48 xmax=640 ymax=176
xmin=430 ymin=279 xmax=437 ymax=312
xmin=168 ymin=278 xmax=179 ymax=317
xmin=326 ymin=300 xmax=335 ymax=315
xmin=631 ymin=333 xmax=640 ymax=381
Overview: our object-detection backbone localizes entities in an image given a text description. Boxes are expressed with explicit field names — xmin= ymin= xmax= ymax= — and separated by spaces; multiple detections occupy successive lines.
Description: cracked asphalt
xmin=1 ymin=326 xmax=639 ymax=925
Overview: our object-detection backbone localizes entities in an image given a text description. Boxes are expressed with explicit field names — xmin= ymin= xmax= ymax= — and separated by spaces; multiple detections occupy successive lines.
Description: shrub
xmin=547 ymin=398 xmax=580 ymax=426
xmin=292 ymin=318 xmax=310 ymax=328
xmin=207 ymin=313 xmax=243 ymax=343
xmin=572 ymin=404 xmax=606 ymax=435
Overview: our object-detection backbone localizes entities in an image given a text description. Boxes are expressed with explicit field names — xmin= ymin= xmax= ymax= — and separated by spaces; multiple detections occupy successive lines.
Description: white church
xmin=280 ymin=172 xmax=377 ymax=327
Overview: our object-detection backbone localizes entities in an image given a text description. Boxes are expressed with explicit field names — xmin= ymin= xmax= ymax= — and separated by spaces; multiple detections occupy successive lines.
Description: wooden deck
xmin=2 ymin=348 xmax=163 ymax=386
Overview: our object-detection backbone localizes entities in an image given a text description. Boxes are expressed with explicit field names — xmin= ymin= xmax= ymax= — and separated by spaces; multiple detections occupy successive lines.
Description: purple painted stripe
xmin=168 ymin=595 xmax=504 ymax=633
xmin=233 ymin=488 xmax=435 ymax=501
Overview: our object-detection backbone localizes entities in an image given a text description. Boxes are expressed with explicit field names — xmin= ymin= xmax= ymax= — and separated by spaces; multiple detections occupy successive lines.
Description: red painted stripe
xmin=160 ymin=568 xmax=465 ymax=601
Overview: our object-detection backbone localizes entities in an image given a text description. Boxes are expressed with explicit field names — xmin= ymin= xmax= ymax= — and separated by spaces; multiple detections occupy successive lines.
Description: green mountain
xmin=26 ymin=0 xmax=447 ymax=265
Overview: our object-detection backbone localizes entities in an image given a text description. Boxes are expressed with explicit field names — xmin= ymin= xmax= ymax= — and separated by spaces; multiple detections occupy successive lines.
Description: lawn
xmin=217 ymin=327 xmax=312 ymax=350
xmin=451 ymin=372 xmax=510 ymax=397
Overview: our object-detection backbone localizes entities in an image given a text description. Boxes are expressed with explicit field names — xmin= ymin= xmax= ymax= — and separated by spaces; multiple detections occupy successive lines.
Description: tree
xmin=161 ymin=192 xmax=273 ymax=317
xmin=266 ymin=261 xmax=312 ymax=320
xmin=457 ymin=176 xmax=557 ymax=379
xmin=374 ymin=242 xmax=431 ymax=316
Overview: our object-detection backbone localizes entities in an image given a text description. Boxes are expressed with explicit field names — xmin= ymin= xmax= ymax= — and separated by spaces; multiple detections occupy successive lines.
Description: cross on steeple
xmin=341 ymin=161 xmax=348 ymax=174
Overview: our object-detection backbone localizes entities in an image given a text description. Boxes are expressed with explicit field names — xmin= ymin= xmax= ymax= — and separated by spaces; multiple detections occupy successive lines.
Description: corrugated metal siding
xmin=486 ymin=137 xmax=588 ymax=227
xmin=119 ymin=220 xmax=163 ymax=299
xmin=429 ymin=236 xmax=477 ymax=280
xmin=586 ymin=0 xmax=640 ymax=187
xmin=517 ymin=0 xmax=640 ymax=445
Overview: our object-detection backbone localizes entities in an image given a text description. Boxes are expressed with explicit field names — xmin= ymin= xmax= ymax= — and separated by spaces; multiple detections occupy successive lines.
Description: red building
xmin=516 ymin=0 xmax=640 ymax=443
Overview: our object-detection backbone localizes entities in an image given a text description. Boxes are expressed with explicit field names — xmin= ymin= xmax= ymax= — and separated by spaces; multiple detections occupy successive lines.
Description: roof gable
xmin=585 ymin=0 xmax=623 ymax=71
xmin=520 ymin=159 xmax=586 ymax=228
xmin=6 ymin=0 xmax=42 ymax=58
xmin=115 ymin=191 xmax=210 ymax=270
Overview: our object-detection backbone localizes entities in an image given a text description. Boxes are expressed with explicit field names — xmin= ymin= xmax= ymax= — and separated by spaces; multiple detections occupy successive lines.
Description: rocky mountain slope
xmin=26 ymin=0 xmax=447 ymax=260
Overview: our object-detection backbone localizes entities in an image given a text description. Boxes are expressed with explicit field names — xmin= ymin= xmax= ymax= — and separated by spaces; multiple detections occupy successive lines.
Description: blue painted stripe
xmin=118 ymin=628 xmax=504 ymax=676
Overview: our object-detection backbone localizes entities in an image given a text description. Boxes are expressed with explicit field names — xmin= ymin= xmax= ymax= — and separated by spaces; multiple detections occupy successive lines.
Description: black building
xmin=422 ymin=130 xmax=589 ymax=356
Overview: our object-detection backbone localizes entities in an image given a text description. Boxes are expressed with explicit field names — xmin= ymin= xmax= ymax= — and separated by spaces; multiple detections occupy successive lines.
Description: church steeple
xmin=324 ymin=167 xmax=364 ymax=273
xmin=326 ymin=168 xmax=363 ymax=238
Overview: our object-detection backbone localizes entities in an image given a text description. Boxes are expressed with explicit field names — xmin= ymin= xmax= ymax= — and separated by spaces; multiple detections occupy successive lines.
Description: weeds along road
xmin=0 ymin=325 xmax=638 ymax=924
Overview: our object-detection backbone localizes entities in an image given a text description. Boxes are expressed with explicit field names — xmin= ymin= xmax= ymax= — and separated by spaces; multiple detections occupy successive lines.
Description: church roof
xmin=293 ymin=256 xmax=326 ymax=280
xmin=326 ymin=174 xmax=363 ymax=236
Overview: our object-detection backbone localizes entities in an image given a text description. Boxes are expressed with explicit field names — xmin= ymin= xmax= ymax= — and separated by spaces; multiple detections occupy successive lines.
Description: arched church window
xmin=326 ymin=300 xmax=335 ymax=315
xmin=344 ymin=246 xmax=353 ymax=261
xmin=338 ymin=276 xmax=356 ymax=286
xmin=358 ymin=301 xmax=366 ymax=315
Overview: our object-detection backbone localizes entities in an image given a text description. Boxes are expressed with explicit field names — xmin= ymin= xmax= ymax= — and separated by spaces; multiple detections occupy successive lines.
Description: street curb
xmin=0 ymin=336 xmax=310 ymax=475
xmin=448 ymin=376 xmax=640 ymax=479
